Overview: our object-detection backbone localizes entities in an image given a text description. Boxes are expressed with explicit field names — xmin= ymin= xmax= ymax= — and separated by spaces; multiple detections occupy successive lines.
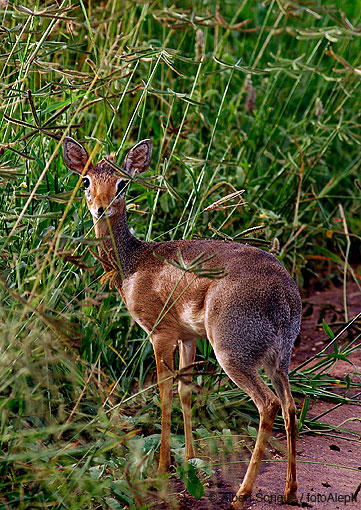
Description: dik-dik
xmin=63 ymin=137 xmax=301 ymax=509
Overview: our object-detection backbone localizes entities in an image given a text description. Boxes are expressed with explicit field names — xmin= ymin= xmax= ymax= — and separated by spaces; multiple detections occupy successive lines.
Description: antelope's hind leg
xmin=226 ymin=369 xmax=281 ymax=509
xmin=266 ymin=367 xmax=298 ymax=504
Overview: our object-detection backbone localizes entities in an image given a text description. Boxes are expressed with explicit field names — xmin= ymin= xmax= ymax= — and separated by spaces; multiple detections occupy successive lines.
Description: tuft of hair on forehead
xmin=92 ymin=160 xmax=116 ymax=177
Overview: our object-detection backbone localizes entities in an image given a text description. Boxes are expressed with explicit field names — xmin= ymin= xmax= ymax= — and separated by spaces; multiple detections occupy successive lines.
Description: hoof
xmin=157 ymin=461 xmax=170 ymax=475
xmin=185 ymin=449 xmax=195 ymax=461
xmin=229 ymin=503 xmax=244 ymax=510
xmin=285 ymin=491 xmax=299 ymax=506
xmin=229 ymin=495 xmax=248 ymax=510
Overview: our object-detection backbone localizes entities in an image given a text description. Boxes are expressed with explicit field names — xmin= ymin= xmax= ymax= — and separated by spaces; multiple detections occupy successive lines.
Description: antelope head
xmin=63 ymin=137 xmax=152 ymax=221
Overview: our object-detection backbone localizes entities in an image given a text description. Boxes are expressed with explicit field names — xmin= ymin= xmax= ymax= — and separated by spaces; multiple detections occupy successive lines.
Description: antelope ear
xmin=123 ymin=139 xmax=152 ymax=176
xmin=63 ymin=137 xmax=90 ymax=175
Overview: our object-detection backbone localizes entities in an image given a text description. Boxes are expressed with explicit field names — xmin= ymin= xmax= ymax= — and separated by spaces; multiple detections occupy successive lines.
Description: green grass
xmin=1 ymin=1 xmax=361 ymax=508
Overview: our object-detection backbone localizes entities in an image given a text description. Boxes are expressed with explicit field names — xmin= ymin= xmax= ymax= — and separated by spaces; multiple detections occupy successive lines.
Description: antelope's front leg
xmin=178 ymin=339 xmax=196 ymax=461
xmin=153 ymin=335 xmax=176 ymax=473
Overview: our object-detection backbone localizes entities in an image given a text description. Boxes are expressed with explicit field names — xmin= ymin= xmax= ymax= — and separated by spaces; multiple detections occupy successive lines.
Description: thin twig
xmin=338 ymin=203 xmax=351 ymax=322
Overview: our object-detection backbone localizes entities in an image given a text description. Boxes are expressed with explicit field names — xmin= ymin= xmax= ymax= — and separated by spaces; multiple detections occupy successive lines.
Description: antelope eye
xmin=116 ymin=179 xmax=126 ymax=195
xmin=83 ymin=177 xmax=90 ymax=189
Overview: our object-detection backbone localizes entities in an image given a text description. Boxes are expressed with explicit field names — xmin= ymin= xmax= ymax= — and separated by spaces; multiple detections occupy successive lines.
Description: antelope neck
xmin=95 ymin=207 xmax=151 ymax=278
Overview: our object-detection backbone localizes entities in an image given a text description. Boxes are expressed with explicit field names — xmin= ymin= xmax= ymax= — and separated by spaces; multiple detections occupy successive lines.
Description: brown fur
xmin=63 ymin=137 xmax=302 ymax=509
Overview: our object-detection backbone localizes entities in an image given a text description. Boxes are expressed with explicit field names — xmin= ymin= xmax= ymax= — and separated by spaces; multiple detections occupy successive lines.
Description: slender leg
xmin=220 ymin=369 xmax=280 ymax=510
xmin=153 ymin=338 xmax=176 ymax=473
xmin=268 ymin=370 xmax=298 ymax=503
xmin=178 ymin=339 xmax=196 ymax=460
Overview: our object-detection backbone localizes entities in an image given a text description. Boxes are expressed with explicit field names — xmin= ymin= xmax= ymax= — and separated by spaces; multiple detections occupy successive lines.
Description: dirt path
xmin=175 ymin=278 xmax=361 ymax=510
xmin=245 ymin=401 xmax=360 ymax=510
xmin=175 ymin=398 xmax=360 ymax=510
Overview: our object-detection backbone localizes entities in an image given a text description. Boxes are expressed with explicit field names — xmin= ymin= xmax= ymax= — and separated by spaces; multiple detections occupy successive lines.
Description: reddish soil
xmin=165 ymin=277 xmax=361 ymax=510
xmin=291 ymin=276 xmax=361 ymax=377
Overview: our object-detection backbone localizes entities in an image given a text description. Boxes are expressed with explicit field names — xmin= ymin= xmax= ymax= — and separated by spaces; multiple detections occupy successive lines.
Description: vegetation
xmin=0 ymin=1 xmax=360 ymax=508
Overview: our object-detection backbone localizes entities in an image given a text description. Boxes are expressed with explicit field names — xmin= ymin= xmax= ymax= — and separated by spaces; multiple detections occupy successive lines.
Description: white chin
xmin=93 ymin=212 xmax=113 ymax=220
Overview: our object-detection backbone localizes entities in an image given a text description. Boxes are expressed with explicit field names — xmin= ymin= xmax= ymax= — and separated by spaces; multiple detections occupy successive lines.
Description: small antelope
xmin=63 ymin=137 xmax=301 ymax=509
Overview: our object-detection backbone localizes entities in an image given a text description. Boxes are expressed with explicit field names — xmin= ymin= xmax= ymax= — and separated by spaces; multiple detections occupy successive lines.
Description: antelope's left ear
xmin=63 ymin=137 xmax=90 ymax=175
xmin=123 ymin=139 xmax=152 ymax=176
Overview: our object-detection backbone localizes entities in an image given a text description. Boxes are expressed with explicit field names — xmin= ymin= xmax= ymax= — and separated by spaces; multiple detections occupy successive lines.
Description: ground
xmin=172 ymin=276 xmax=361 ymax=510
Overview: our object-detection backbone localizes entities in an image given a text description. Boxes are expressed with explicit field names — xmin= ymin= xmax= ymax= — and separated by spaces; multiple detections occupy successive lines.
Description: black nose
xmin=98 ymin=207 xmax=104 ymax=216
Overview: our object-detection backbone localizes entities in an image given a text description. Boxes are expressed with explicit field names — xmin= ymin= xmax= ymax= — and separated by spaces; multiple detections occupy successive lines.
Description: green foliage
xmin=177 ymin=462 xmax=204 ymax=499
xmin=1 ymin=0 xmax=360 ymax=508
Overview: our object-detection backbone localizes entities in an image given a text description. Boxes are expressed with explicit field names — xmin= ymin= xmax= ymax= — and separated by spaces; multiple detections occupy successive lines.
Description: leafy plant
xmin=1 ymin=0 xmax=360 ymax=508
